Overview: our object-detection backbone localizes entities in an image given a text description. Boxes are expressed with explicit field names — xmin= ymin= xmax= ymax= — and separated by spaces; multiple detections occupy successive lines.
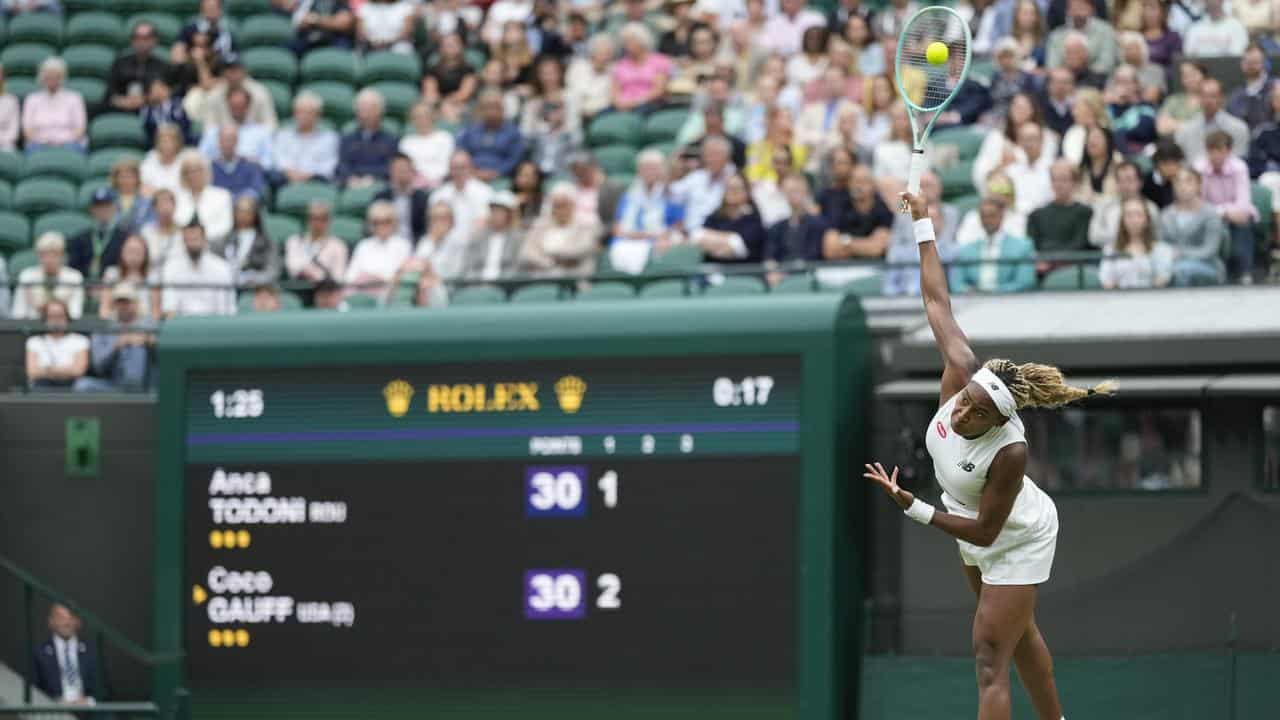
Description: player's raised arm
xmin=901 ymin=191 xmax=977 ymax=404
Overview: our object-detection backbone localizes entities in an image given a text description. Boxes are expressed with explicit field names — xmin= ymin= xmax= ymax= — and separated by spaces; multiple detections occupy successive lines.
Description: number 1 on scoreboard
xmin=598 ymin=470 xmax=618 ymax=508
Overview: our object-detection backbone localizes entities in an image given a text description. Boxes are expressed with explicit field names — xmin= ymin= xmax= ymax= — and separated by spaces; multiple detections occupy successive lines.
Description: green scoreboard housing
xmin=153 ymin=295 xmax=871 ymax=719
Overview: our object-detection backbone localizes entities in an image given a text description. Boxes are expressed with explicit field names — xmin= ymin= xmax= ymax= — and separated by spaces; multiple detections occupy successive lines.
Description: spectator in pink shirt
xmin=610 ymin=23 xmax=673 ymax=115
xmin=1195 ymin=129 xmax=1259 ymax=283
xmin=22 ymin=57 xmax=87 ymax=153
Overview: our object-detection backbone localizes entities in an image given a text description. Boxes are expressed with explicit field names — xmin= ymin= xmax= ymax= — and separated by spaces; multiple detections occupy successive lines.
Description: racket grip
xmin=906 ymin=150 xmax=925 ymax=196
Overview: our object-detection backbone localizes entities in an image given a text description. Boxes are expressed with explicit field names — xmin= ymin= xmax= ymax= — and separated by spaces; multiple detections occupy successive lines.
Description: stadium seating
xmin=8 ymin=248 xmax=38 ymax=277
xmin=772 ymin=273 xmax=820 ymax=294
xmin=575 ymin=282 xmax=636 ymax=301
xmin=301 ymin=82 xmax=357 ymax=126
xmin=450 ymin=285 xmax=507 ymax=305
xmin=87 ymin=149 xmax=142 ymax=179
xmin=361 ymin=52 xmax=421 ymax=85
xmin=24 ymin=148 xmax=89 ymax=184
xmin=1042 ymin=265 xmax=1102 ymax=290
xmin=593 ymin=145 xmax=636 ymax=176
xmin=66 ymin=77 xmax=107 ymax=106
xmin=275 ymin=182 xmax=338 ymax=220
xmin=301 ymin=48 xmax=359 ymax=85
xmin=642 ymin=109 xmax=688 ymax=145
xmin=33 ymin=211 xmax=94 ymax=241
xmin=0 ymin=212 xmax=31 ymax=253
xmin=243 ymin=48 xmax=298 ymax=85
xmin=77 ymin=180 xmax=109 ymax=208
xmin=587 ymin=113 xmax=643 ymax=147
xmin=13 ymin=178 xmax=78 ymax=217
xmin=237 ymin=14 xmax=293 ymax=48
xmin=0 ymin=43 xmax=56 ymax=77
xmin=509 ymin=283 xmax=563 ymax=303
xmin=366 ymin=81 xmax=418 ymax=120
xmin=329 ymin=216 xmax=365 ymax=245
xmin=0 ymin=152 xmax=25 ymax=184
xmin=65 ymin=13 xmax=125 ymax=48
xmin=639 ymin=278 xmax=689 ymax=297
xmin=263 ymin=214 xmax=301 ymax=245
xmin=704 ymin=276 xmax=766 ymax=297
xmin=0 ymin=180 xmax=11 ymax=210
xmin=89 ymin=114 xmax=148 ymax=150
xmin=7 ymin=13 xmax=63 ymax=47
xmin=124 ymin=13 xmax=180 ymax=45
xmin=336 ymin=184 xmax=385 ymax=218
xmin=644 ymin=244 xmax=702 ymax=275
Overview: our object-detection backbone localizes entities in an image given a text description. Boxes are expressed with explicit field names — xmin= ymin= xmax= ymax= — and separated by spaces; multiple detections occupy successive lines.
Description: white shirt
xmin=752 ymin=181 xmax=791 ymax=227
xmin=159 ymin=251 xmax=236 ymax=317
xmin=346 ymin=235 xmax=412 ymax=287
xmin=140 ymin=152 xmax=183 ymax=195
xmin=399 ymin=131 xmax=455 ymax=187
xmin=51 ymin=635 xmax=86 ymax=702
xmin=670 ymin=165 xmax=735 ymax=230
xmin=483 ymin=0 xmax=532 ymax=45
xmin=414 ymin=229 xmax=469 ymax=279
xmin=175 ymin=186 xmax=234 ymax=243
xmin=1004 ymin=160 xmax=1053 ymax=216
xmin=27 ymin=333 xmax=89 ymax=375
xmin=12 ymin=266 xmax=84 ymax=319
xmin=358 ymin=0 xmax=416 ymax=46
xmin=430 ymin=179 xmax=493 ymax=240
xmin=480 ymin=233 xmax=508 ymax=281
xmin=955 ymin=209 xmax=1027 ymax=246
xmin=978 ymin=231 xmax=1004 ymax=292
xmin=1183 ymin=16 xmax=1249 ymax=57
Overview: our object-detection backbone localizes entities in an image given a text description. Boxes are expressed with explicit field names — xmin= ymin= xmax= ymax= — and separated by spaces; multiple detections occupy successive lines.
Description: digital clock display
xmin=183 ymin=356 xmax=803 ymax=696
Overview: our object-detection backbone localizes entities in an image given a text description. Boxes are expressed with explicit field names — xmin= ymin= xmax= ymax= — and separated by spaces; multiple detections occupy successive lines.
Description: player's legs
xmin=972 ymin=582 xmax=1037 ymax=720
xmin=961 ymin=563 xmax=1063 ymax=720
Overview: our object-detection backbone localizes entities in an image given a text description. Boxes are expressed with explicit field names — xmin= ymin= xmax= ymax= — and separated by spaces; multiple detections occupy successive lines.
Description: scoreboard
xmin=154 ymin=297 xmax=868 ymax=719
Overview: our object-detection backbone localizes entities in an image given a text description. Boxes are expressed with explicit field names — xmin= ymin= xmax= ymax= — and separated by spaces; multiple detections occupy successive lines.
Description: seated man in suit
xmin=765 ymin=174 xmax=828 ymax=264
xmin=460 ymin=191 xmax=526 ymax=281
xmin=32 ymin=603 xmax=99 ymax=707
xmin=375 ymin=154 xmax=430 ymax=244
xmin=68 ymin=188 xmax=128 ymax=281
xmin=949 ymin=197 xmax=1037 ymax=294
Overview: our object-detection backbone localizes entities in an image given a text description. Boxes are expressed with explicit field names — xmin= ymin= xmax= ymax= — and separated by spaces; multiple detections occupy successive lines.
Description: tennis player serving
xmin=864 ymin=190 xmax=1114 ymax=720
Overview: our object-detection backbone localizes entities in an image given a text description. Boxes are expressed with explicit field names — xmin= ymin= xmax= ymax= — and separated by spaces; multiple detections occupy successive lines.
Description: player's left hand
xmin=864 ymin=462 xmax=914 ymax=510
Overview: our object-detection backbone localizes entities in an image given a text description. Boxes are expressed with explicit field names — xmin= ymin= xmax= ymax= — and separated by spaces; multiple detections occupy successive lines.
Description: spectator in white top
xmin=671 ymin=136 xmax=737 ymax=230
xmin=22 ymin=57 xmax=88 ymax=152
xmin=345 ymin=201 xmax=413 ymax=299
xmin=1002 ymin=122 xmax=1055 ymax=215
xmin=174 ymin=151 xmax=234 ymax=244
xmin=272 ymin=91 xmax=339 ymax=185
xmin=159 ymin=221 xmax=236 ymax=317
xmin=760 ymin=0 xmax=827 ymax=57
xmin=285 ymin=200 xmax=349 ymax=286
xmin=400 ymin=102 xmax=455 ymax=189
xmin=483 ymin=0 xmax=533 ymax=49
xmin=141 ymin=124 xmax=187 ymax=196
xmin=0 ymin=64 xmax=20 ymax=151
xmin=566 ymin=36 xmax=617 ymax=124
xmin=356 ymin=0 xmax=416 ymax=53
xmin=405 ymin=200 xmax=471 ymax=280
xmin=25 ymin=299 xmax=90 ymax=391
xmin=429 ymin=150 xmax=494 ymax=241
xmin=12 ymin=233 xmax=85 ymax=320
xmin=1183 ymin=0 xmax=1248 ymax=58
xmin=955 ymin=173 xmax=1028 ymax=246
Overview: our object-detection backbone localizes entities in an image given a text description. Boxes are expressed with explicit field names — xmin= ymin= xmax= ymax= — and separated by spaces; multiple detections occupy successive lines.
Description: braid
xmin=983 ymin=358 xmax=1117 ymax=410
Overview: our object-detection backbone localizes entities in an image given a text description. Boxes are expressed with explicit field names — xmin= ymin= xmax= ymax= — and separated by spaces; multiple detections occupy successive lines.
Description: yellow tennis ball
xmin=926 ymin=41 xmax=949 ymax=65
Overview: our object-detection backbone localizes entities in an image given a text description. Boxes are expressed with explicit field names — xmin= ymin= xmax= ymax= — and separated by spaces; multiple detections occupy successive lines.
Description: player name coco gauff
xmin=207 ymin=469 xmax=348 ymax=524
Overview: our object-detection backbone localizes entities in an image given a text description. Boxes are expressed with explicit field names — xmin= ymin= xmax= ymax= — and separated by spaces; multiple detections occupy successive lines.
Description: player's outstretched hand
xmin=899 ymin=192 xmax=928 ymax=221
xmin=864 ymin=462 xmax=914 ymax=510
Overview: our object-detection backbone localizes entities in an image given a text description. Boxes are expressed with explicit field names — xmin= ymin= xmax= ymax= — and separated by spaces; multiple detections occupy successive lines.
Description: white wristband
xmin=913 ymin=218 xmax=935 ymax=245
xmin=904 ymin=498 xmax=936 ymax=525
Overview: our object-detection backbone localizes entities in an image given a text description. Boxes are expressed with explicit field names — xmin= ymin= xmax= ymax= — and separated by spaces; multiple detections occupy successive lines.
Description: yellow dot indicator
xmin=208 ymin=630 xmax=222 ymax=647
xmin=234 ymin=629 xmax=250 ymax=647
xmin=192 ymin=585 xmax=208 ymax=605
xmin=222 ymin=530 xmax=236 ymax=548
xmin=926 ymin=41 xmax=949 ymax=66
xmin=236 ymin=530 xmax=251 ymax=548
xmin=221 ymin=629 xmax=235 ymax=647
xmin=209 ymin=531 xmax=223 ymax=549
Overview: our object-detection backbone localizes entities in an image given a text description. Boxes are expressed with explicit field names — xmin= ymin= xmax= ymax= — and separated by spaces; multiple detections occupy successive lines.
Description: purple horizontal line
xmin=186 ymin=420 xmax=800 ymax=447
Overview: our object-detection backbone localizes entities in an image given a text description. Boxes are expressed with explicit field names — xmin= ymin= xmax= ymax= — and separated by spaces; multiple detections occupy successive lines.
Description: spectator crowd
xmin=1 ymin=0 xmax=1279 ymax=390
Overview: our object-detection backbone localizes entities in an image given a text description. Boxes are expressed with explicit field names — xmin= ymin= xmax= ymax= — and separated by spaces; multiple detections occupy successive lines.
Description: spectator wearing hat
xmin=1175 ymin=77 xmax=1250 ymax=165
xmin=209 ymin=125 xmax=269 ymax=200
xmin=77 ymin=281 xmax=156 ymax=392
xmin=22 ymin=57 xmax=87 ymax=153
xmin=174 ymin=0 xmax=238 ymax=67
xmin=375 ymin=154 xmax=431 ymax=243
xmin=285 ymin=201 xmax=349 ymax=287
xmin=13 ymin=233 xmax=85 ymax=320
xmin=338 ymin=88 xmax=398 ymax=187
xmin=25 ymin=300 xmax=90 ymax=392
xmin=158 ymin=221 xmax=236 ymax=317
xmin=457 ymin=90 xmax=527 ymax=182
xmin=458 ymin=192 xmax=527 ymax=280
xmin=109 ymin=21 xmax=170 ymax=114
xmin=195 ymin=53 xmax=278 ymax=131
xmin=273 ymin=92 xmax=340 ymax=185
xmin=68 ymin=188 xmax=128 ymax=280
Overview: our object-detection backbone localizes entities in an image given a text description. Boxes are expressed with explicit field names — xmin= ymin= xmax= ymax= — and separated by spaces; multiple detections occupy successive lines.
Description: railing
xmin=0 ymin=555 xmax=185 ymax=719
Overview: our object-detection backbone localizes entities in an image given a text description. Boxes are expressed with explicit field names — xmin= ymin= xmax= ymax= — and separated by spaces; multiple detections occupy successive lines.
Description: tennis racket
xmin=894 ymin=5 xmax=972 ymax=209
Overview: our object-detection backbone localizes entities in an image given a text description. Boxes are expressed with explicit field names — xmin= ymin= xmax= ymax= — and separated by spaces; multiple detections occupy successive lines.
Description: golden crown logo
xmin=554 ymin=375 xmax=587 ymax=414
xmin=383 ymin=380 xmax=414 ymax=418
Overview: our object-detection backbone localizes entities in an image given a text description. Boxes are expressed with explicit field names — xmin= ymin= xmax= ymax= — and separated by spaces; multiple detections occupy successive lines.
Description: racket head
xmin=894 ymin=5 xmax=973 ymax=115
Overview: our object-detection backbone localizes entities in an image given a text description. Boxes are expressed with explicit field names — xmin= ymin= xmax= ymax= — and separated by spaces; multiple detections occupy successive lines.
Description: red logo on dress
xmin=935 ymin=421 xmax=947 ymax=438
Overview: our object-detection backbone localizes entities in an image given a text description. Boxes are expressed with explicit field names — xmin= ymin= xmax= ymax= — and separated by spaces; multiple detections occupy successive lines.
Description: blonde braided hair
xmin=983 ymin=358 xmax=1117 ymax=411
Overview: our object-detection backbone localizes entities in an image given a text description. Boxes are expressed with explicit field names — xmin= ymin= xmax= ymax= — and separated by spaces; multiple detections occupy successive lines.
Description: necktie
xmin=62 ymin=641 xmax=79 ymax=688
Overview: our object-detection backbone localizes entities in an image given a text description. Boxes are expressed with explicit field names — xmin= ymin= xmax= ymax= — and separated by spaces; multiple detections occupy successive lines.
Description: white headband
xmin=972 ymin=368 xmax=1018 ymax=419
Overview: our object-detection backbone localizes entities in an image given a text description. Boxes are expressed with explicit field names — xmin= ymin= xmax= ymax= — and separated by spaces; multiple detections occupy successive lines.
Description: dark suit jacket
xmin=33 ymin=636 xmax=100 ymax=701
xmin=68 ymin=225 xmax=127 ymax=280
xmin=765 ymin=214 xmax=829 ymax=262
xmin=337 ymin=129 xmax=398 ymax=185
xmin=375 ymin=187 xmax=430 ymax=241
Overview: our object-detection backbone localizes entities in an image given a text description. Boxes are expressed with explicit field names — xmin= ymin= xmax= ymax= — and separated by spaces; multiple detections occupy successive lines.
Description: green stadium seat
xmin=237 ymin=13 xmax=293 ymax=48
xmin=0 ymin=179 xmax=11 ymax=210
xmin=226 ymin=0 xmax=272 ymax=18
xmin=8 ymin=13 xmax=62 ymax=47
xmin=63 ymin=45 xmax=116 ymax=83
xmin=6 ymin=76 xmax=37 ymax=100
xmin=343 ymin=293 xmax=379 ymax=309
xmin=388 ymin=273 xmax=419 ymax=306
xmin=587 ymin=112 xmax=643 ymax=147
xmin=65 ymin=13 xmax=126 ymax=48
xmin=262 ymin=214 xmax=301 ymax=244
xmin=932 ymin=126 xmax=985 ymax=163
xmin=302 ymin=82 xmax=357 ymax=126
xmin=242 ymin=47 xmax=297 ymax=85
xmin=329 ymin=216 xmax=365 ymax=245
xmin=704 ymin=275 xmax=765 ymax=296
xmin=336 ymin=184 xmax=385 ymax=218
xmin=65 ymin=0 xmax=110 ymax=12
xmin=301 ymin=48 xmax=358 ymax=85
xmin=77 ymin=179 xmax=109 ymax=208
xmin=126 ymin=13 xmax=181 ymax=45
xmin=162 ymin=0 xmax=205 ymax=16
xmin=360 ymin=51 xmax=421 ymax=85
xmin=117 ymin=0 xmax=155 ymax=14
xmin=0 ymin=212 xmax=31 ymax=253
xmin=66 ymin=77 xmax=106 ymax=107
xmin=836 ymin=271 xmax=884 ymax=297
xmin=938 ymin=159 xmax=975 ymax=200
xmin=8 ymin=248 xmax=39 ymax=277
xmin=575 ymin=281 xmax=636 ymax=301
xmin=0 ymin=152 xmax=25 ymax=183
xmin=1252 ymin=182 xmax=1273 ymax=236
xmin=33 ymin=211 xmax=93 ymax=241
xmin=365 ymin=81 xmax=418 ymax=121
xmin=13 ymin=178 xmax=78 ymax=216
xmin=0 ymin=44 xmax=56 ymax=77
xmin=644 ymin=141 xmax=675 ymax=158
xmin=275 ymin=182 xmax=338 ymax=220
xmin=642 ymin=109 xmax=688 ymax=145
xmin=87 ymin=148 xmax=142 ymax=178
xmin=950 ymin=193 xmax=981 ymax=218
xmin=449 ymin=284 xmax=507 ymax=305
xmin=1042 ymin=264 xmax=1101 ymax=290
xmin=771 ymin=273 xmax=818 ymax=294
xmin=260 ymin=79 xmax=294 ymax=120
xmin=638 ymin=277 xmax=690 ymax=297
xmin=644 ymin=243 xmax=702 ymax=275
xmin=464 ymin=47 xmax=487 ymax=70
xmin=89 ymin=113 xmax=148 ymax=149
xmin=509 ymin=283 xmax=563 ymax=303
xmin=24 ymin=147 xmax=89 ymax=183
xmin=593 ymin=145 xmax=636 ymax=176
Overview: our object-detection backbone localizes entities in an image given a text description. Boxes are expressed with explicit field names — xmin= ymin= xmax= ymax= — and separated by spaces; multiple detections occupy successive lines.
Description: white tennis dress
xmin=923 ymin=392 xmax=1059 ymax=585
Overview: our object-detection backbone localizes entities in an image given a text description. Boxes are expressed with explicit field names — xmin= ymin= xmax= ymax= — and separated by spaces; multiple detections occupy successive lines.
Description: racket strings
xmin=896 ymin=11 xmax=969 ymax=112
